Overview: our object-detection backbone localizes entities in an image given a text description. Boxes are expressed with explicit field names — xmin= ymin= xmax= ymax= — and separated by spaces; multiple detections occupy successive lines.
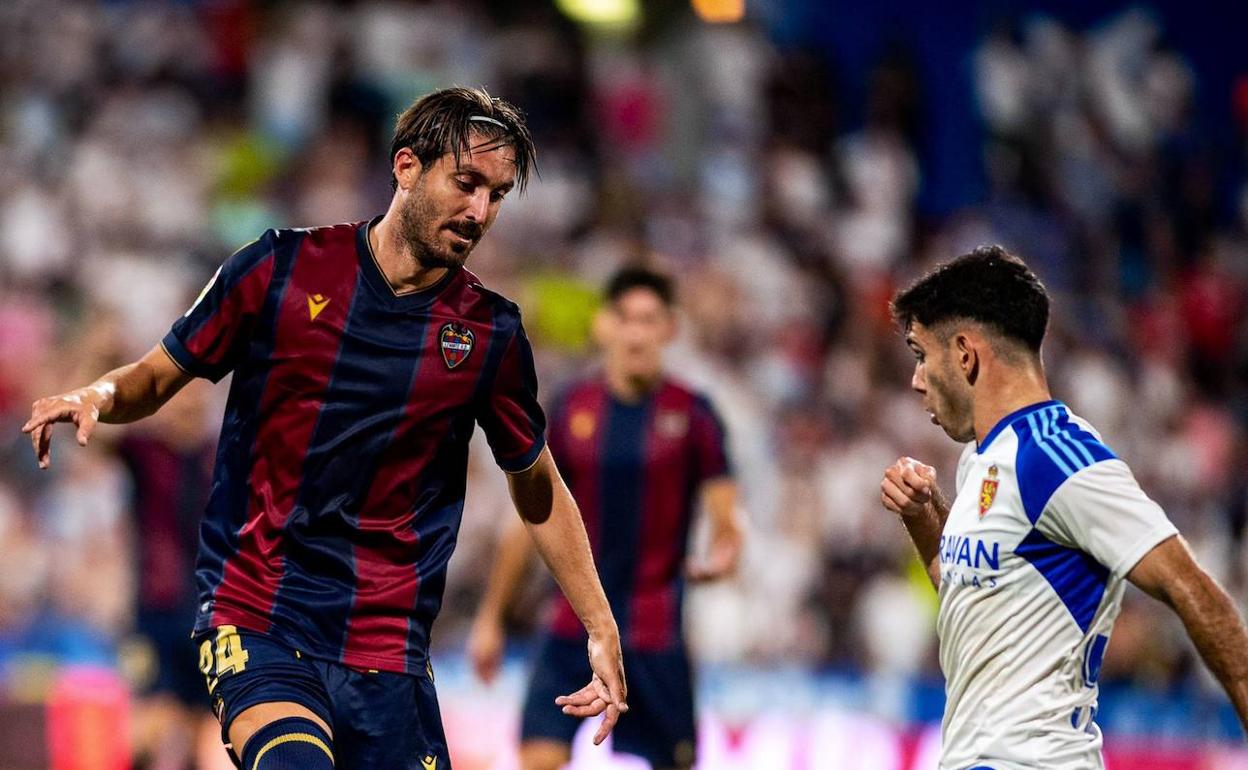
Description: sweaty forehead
xmin=456 ymin=140 xmax=517 ymax=184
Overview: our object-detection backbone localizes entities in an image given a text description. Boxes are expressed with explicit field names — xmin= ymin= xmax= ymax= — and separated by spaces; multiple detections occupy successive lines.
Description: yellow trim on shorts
xmin=251 ymin=733 xmax=333 ymax=770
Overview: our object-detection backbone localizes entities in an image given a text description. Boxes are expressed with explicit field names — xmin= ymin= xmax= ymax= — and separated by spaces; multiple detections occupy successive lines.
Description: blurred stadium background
xmin=1 ymin=0 xmax=1247 ymax=768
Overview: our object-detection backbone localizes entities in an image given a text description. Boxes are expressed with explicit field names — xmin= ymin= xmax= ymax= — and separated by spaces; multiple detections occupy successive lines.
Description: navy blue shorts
xmin=521 ymin=636 xmax=697 ymax=769
xmin=194 ymin=626 xmax=448 ymax=770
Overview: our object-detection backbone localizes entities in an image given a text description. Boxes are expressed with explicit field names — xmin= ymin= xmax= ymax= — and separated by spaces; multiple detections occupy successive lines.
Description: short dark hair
xmin=390 ymin=86 xmax=536 ymax=192
xmin=891 ymin=245 xmax=1050 ymax=352
xmin=605 ymin=267 xmax=675 ymax=307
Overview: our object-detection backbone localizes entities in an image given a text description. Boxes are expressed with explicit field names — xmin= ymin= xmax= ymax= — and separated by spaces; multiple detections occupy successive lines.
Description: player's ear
xmin=659 ymin=305 xmax=677 ymax=344
xmin=393 ymin=147 xmax=422 ymax=191
xmin=955 ymin=333 xmax=978 ymax=383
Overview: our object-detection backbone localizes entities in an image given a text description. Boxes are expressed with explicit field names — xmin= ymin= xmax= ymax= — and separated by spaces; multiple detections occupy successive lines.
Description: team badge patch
xmin=979 ymin=464 xmax=999 ymax=518
xmin=439 ymin=323 xmax=474 ymax=369
xmin=657 ymin=410 xmax=689 ymax=438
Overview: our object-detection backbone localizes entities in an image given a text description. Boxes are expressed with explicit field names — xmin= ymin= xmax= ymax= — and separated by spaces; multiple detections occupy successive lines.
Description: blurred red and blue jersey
xmin=546 ymin=378 xmax=731 ymax=652
xmin=161 ymin=219 xmax=545 ymax=674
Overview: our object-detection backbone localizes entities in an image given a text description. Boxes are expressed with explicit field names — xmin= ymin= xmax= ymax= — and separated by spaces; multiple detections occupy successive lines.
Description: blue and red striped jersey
xmin=545 ymin=377 xmax=731 ymax=652
xmin=161 ymin=219 xmax=546 ymax=674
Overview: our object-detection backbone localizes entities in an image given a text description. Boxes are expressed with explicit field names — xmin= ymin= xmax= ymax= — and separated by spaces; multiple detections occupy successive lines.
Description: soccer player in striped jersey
xmin=468 ymin=267 xmax=742 ymax=770
xmin=881 ymin=246 xmax=1248 ymax=770
xmin=22 ymin=87 xmax=627 ymax=770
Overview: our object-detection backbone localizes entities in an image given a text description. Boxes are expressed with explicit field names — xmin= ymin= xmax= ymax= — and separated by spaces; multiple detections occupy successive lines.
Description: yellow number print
xmin=213 ymin=625 xmax=250 ymax=675
xmin=198 ymin=625 xmax=249 ymax=696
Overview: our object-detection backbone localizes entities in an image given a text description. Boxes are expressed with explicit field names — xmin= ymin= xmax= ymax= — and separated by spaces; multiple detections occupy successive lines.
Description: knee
xmin=240 ymin=716 xmax=334 ymax=769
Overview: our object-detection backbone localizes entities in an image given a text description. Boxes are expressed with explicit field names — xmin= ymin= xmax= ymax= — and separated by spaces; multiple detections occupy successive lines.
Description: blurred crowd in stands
xmin=0 ymin=0 xmax=1246 ymax=766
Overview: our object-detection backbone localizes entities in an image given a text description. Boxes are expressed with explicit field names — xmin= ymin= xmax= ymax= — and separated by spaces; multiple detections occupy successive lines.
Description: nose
xmin=464 ymin=188 xmax=489 ymax=222
xmin=910 ymin=365 xmax=925 ymax=394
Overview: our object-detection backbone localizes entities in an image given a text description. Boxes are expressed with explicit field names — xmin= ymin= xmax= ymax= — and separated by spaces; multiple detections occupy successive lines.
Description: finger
xmin=882 ymin=490 xmax=902 ymax=513
xmin=600 ymin=668 xmax=627 ymax=710
xmin=76 ymin=410 xmax=98 ymax=447
xmin=555 ymin=683 xmax=597 ymax=706
xmin=900 ymin=465 xmax=931 ymax=494
xmin=884 ymin=466 xmax=919 ymax=497
xmin=561 ymin=698 xmax=606 ymax=718
xmin=593 ymin=702 xmax=621 ymax=745
xmin=881 ymin=478 xmax=913 ymax=510
xmin=36 ymin=424 xmax=53 ymax=469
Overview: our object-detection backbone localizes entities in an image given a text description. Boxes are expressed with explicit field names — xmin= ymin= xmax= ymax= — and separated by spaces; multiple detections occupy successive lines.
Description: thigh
xmin=613 ymin=648 xmax=697 ymax=769
xmin=519 ymin=637 xmax=591 ymax=747
xmin=194 ymin=626 xmax=333 ymax=763
xmin=327 ymin=663 xmax=448 ymax=770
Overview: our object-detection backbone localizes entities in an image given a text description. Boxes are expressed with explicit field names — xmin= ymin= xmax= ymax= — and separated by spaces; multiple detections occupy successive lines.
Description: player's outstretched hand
xmin=687 ymin=526 xmax=743 ymax=582
xmin=556 ymin=633 xmax=628 ymax=745
xmin=466 ymin=616 xmax=505 ymax=685
xmin=21 ymin=385 xmax=111 ymax=469
xmin=881 ymin=456 xmax=938 ymax=519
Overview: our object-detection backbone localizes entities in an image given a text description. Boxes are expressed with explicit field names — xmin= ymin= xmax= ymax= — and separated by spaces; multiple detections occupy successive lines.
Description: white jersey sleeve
xmin=1036 ymin=459 xmax=1178 ymax=578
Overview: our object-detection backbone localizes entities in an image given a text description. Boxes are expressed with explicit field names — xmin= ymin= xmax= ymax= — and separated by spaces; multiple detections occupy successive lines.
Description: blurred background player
xmin=469 ymin=267 xmax=743 ymax=770
xmin=21 ymin=87 xmax=628 ymax=770
xmin=118 ymin=379 xmax=216 ymax=770
xmin=881 ymin=247 xmax=1248 ymax=769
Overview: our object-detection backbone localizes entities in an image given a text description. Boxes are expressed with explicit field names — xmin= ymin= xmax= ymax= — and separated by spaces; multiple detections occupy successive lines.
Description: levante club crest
xmin=979 ymin=464 xmax=999 ymax=518
xmin=439 ymin=323 xmax=474 ymax=369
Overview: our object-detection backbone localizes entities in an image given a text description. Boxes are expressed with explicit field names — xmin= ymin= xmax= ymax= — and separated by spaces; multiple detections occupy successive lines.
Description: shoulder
xmin=275 ymin=221 xmax=356 ymax=255
xmin=444 ymin=269 xmax=525 ymax=330
xmin=552 ymin=377 xmax=604 ymax=413
xmin=655 ymin=378 xmax=718 ymax=416
xmin=1010 ymin=403 xmax=1117 ymax=523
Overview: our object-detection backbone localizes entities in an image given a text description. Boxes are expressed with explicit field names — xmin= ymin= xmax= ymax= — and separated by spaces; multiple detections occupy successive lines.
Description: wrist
xmin=582 ymin=612 xmax=619 ymax=641
xmin=85 ymin=381 xmax=115 ymax=414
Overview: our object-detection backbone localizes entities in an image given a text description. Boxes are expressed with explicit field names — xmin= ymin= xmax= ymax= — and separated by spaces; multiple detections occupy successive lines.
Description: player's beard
xmin=927 ymin=365 xmax=976 ymax=443
xmin=398 ymin=185 xmax=480 ymax=271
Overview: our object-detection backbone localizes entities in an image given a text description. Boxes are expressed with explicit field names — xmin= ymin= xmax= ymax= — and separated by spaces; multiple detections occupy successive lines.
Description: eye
xmin=455 ymin=179 xmax=474 ymax=193
xmin=490 ymin=190 xmax=507 ymax=203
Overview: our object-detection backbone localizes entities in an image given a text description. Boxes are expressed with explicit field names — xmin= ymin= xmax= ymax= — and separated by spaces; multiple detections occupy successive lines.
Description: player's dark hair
xmin=390 ymin=86 xmax=535 ymax=192
xmin=605 ymin=267 xmax=675 ymax=307
xmin=891 ymin=245 xmax=1050 ymax=352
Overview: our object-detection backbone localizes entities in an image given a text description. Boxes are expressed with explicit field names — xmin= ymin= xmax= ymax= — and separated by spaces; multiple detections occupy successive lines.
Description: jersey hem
xmin=161 ymin=331 xmax=227 ymax=383
xmin=198 ymin=611 xmax=425 ymax=675
xmin=1109 ymin=524 xmax=1178 ymax=578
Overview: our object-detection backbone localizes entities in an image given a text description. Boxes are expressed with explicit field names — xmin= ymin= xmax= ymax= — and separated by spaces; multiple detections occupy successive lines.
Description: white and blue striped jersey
xmin=937 ymin=400 xmax=1177 ymax=770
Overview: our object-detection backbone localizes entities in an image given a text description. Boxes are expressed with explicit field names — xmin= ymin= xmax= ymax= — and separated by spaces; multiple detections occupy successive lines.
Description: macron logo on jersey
xmin=308 ymin=293 xmax=330 ymax=320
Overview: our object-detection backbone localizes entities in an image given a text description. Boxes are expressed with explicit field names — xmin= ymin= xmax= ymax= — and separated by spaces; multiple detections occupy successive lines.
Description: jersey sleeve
xmin=477 ymin=316 xmax=547 ymax=473
xmin=690 ymin=394 xmax=732 ymax=483
xmin=1036 ymin=459 xmax=1178 ymax=578
xmin=161 ymin=231 xmax=278 ymax=383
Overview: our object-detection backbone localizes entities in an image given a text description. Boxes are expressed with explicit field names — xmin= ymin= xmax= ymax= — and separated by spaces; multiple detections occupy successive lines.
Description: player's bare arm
xmin=506 ymin=446 xmax=629 ymax=745
xmin=468 ymin=517 xmax=536 ymax=683
xmin=687 ymin=478 xmax=743 ymax=582
xmin=1126 ymin=534 xmax=1248 ymax=734
xmin=881 ymin=456 xmax=950 ymax=589
xmin=22 ymin=344 xmax=193 ymax=468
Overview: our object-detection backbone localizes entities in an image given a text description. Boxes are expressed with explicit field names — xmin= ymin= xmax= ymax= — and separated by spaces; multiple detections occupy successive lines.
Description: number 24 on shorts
xmin=198 ymin=625 xmax=250 ymax=694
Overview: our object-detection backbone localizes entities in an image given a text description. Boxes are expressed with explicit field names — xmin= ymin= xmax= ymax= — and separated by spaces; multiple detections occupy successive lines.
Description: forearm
xmin=1169 ymin=573 xmax=1248 ymax=732
xmin=97 ymin=346 xmax=190 ymax=423
xmin=523 ymin=491 xmax=614 ymax=636
xmin=476 ymin=519 xmax=536 ymax=624
xmin=509 ymin=451 xmax=616 ymax=638
xmin=904 ymin=490 xmax=950 ymax=589
xmin=704 ymin=479 xmax=742 ymax=540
